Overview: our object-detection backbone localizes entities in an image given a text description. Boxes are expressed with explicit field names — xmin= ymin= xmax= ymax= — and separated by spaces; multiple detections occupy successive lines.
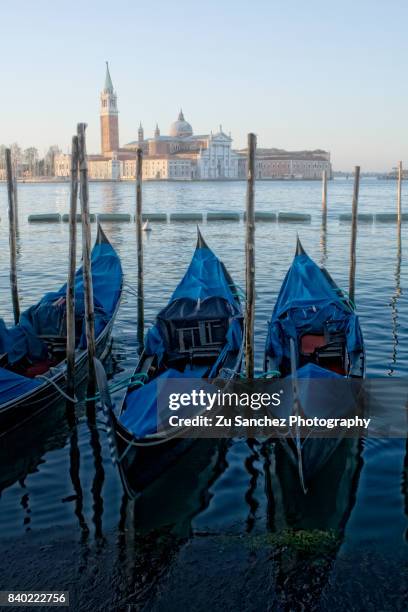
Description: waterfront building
xmin=54 ymin=153 xmax=71 ymax=178
xmin=88 ymin=154 xmax=122 ymax=180
xmin=237 ymin=148 xmax=332 ymax=180
xmin=124 ymin=112 xmax=239 ymax=180
xmin=122 ymin=155 xmax=192 ymax=180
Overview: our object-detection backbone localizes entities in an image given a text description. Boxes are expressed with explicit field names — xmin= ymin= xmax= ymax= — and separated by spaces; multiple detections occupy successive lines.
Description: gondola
xmin=264 ymin=237 xmax=365 ymax=491
xmin=0 ymin=224 xmax=123 ymax=433
xmin=95 ymin=228 xmax=243 ymax=498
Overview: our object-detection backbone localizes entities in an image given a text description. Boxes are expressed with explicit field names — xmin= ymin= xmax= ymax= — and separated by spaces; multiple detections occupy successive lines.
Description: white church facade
xmin=123 ymin=111 xmax=241 ymax=180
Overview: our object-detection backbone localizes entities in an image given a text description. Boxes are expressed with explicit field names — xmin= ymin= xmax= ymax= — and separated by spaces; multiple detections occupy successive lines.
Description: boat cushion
xmin=0 ymin=367 xmax=42 ymax=405
xmin=300 ymin=334 xmax=326 ymax=355
xmin=24 ymin=358 xmax=57 ymax=379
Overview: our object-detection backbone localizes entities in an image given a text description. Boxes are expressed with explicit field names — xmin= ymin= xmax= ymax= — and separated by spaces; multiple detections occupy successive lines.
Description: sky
xmin=0 ymin=0 xmax=407 ymax=171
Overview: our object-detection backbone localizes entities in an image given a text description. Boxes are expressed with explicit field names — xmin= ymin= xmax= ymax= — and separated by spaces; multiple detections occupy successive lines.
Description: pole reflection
xmin=388 ymin=219 xmax=402 ymax=375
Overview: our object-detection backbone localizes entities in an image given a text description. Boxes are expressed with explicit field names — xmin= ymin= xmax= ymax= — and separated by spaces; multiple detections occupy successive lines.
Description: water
xmin=0 ymin=179 xmax=407 ymax=600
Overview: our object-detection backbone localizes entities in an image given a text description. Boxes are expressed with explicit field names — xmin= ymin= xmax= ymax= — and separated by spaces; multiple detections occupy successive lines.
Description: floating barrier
xmin=28 ymin=214 xmax=61 ymax=223
xmin=278 ymin=212 xmax=311 ymax=223
xmin=375 ymin=213 xmax=398 ymax=222
xmin=141 ymin=213 xmax=167 ymax=222
xmin=170 ymin=213 xmax=203 ymax=222
xmin=98 ymin=213 xmax=131 ymax=222
xmin=61 ymin=213 xmax=96 ymax=222
xmin=207 ymin=212 xmax=240 ymax=221
xmin=374 ymin=213 xmax=407 ymax=223
xmin=243 ymin=211 xmax=277 ymax=221
xmin=256 ymin=212 xmax=277 ymax=221
xmin=339 ymin=213 xmax=374 ymax=223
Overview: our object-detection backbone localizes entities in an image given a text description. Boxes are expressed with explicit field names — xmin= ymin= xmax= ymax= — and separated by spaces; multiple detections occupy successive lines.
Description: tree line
xmin=0 ymin=143 xmax=61 ymax=179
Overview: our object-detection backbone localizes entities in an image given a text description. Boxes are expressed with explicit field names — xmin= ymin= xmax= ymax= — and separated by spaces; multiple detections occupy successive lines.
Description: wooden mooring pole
xmin=322 ymin=169 xmax=327 ymax=219
xmin=5 ymin=148 xmax=20 ymax=325
xmin=136 ymin=148 xmax=144 ymax=351
xmin=66 ymin=135 xmax=79 ymax=399
xmin=77 ymin=123 xmax=96 ymax=392
xmin=245 ymin=133 xmax=257 ymax=378
xmin=13 ymin=174 xmax=18 ymax=230
xmin=397 ymin=161 xmax=402 ymax=223
xmin=348 ymin=165 xmax=360 ymax=304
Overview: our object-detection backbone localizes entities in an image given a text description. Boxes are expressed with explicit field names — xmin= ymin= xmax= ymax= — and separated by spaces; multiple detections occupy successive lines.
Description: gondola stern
xmin=295 ymin=234 xmax=306 ymax=257
xmin=196 ymin=225 xmax=209 ymax=249
xmin=96 ymin=222 xmax=109 ymax=245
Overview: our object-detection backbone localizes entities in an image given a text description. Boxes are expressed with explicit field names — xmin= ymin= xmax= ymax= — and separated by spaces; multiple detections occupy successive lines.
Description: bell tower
xmin=138 ymin=122 xmax=144 ymax=143
xmin=100 ymin=62 xmax=119 ymax=155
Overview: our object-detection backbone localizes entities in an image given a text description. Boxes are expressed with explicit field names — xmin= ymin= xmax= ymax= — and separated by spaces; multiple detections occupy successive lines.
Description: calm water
xmin=0 ymin=179 xmax=407 ymax=561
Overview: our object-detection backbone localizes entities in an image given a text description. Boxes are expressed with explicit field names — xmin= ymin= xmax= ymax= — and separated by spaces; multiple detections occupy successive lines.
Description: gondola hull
xmin=114 ymin=419 xmax=196 ymax=498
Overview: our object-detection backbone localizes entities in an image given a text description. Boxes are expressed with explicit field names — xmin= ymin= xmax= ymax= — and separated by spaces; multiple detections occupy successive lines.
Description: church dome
xmin=169 ymin=110 xmax=193 ymax=138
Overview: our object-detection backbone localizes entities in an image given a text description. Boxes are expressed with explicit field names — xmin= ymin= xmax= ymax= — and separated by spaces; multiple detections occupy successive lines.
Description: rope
xmin=338 ymin=288 xmax=356 ymax=310
xmin=229 ymin=282 xmax=246 ymax=301
xmin=35 ymin=373 xmax=78 ymax=403
xmin=256 ymin=370 xmax=281 ymax=379
xmin=86 ymin=372 xmax=148 ymax=402
xmin=123 ymin=282 xmax=139 ymax=298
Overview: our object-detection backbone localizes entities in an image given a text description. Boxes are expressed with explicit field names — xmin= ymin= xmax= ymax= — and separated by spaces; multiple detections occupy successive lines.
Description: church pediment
xmin=212 ymin=132 xmax=232 ymax=142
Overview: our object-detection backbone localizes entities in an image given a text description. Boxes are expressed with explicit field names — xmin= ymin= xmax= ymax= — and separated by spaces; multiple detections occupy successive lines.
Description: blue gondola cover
xmin=0 ymin=367 xmax=42 ymax=404
xmin=120 ymin=366 xmax=208 ymax=438
xmin=265 ymin=250 xmax=364 ymax=370
xmin=145 ymin=238 xmax=242 ymax=359
xmin=0 ymin=231 xmax=123 ymax=365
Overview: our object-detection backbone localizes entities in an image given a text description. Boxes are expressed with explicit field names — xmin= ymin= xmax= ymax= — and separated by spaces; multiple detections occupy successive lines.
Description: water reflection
xmin=271 ymin=438 xmax=362 ymax=531
xmin=100 ymin=183 xmax=127 ymax=215
xmin=320 ymin=213 xmax=328 ymax=267
xmin=129 ymin=439 xmax=226 ymax=537
xmin=67 ymin=424 xmax=89 ymax=535
xmin=0 ymin=402 xmax=69 ymax=494
xmin=20 ymin=485 xmax=31 ymax=531
xmin=88 ymin=419 xmax=105 ymax=540
xmin=404 ymin=438 xmax=408 ymax=541
xmin=244 ymin=439 xmax=261 ymax=532
xmin=388 ymin=220 xmax=402 ymax=375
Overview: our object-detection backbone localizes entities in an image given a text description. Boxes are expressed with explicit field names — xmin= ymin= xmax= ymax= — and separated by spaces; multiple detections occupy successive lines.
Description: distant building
xmin=100 ymin=63 xmax=119 ymax=155
xmin=237 ymin=148 xmax=332 ymax=180
xmin=88 ymin=154 xmax=121 ymax=180
xmin=377 ymin=167 xmax=408 ymax=180
xmin=124 ymin=111 xmax=239 ymax=180
xmin=54 ymin=153 xmax=71 ymax=177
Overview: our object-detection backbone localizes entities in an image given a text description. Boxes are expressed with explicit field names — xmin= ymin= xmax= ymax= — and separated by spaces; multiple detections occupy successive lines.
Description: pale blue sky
xmin=1 ymin=0 xmax=407 ymax=171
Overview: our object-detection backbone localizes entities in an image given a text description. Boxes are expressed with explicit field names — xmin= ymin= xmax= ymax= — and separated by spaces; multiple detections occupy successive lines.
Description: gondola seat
xmin=300 ymin=334 xmax=326 ymax=355
xmin=24 ymin=357 xmax=58 ymax=378
xmin=171 ymin=319 xmax=228 ymax=356
xmin=300 ymin=332 xmax=346 ymax=375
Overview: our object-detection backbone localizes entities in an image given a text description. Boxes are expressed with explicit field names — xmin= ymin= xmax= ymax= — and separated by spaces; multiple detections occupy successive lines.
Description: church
xmin=55 ymin=63 xmax=241 ymax=180
xmin=122 ymin=109 xmax=240 ymax=180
